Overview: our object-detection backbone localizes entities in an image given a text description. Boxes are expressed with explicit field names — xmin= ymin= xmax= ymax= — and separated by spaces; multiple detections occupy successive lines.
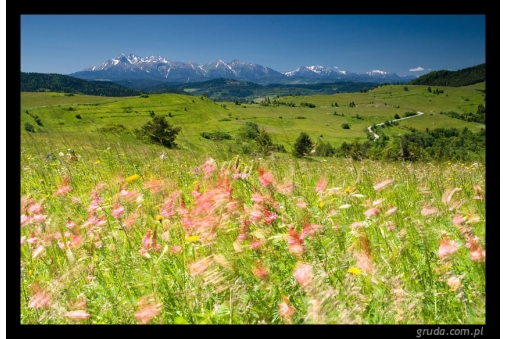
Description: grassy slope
xmin=21 ymin=82 xmax=486 ymax=154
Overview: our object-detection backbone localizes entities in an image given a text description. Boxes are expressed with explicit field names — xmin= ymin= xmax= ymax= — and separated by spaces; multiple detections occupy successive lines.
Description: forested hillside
xmin=21 ymin=72 xmax=142 ymax=97
xmin=408 ymin=63 xmax=485 ymax=87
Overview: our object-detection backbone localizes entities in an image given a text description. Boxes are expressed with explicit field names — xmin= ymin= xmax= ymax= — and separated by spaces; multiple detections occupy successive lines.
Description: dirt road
xmin=367 ymin=111 xmax=424 ymax=140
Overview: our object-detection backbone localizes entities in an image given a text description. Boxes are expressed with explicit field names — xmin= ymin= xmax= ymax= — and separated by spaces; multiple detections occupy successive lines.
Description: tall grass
xmin=20 ymin=131 xmax=485 ymax=324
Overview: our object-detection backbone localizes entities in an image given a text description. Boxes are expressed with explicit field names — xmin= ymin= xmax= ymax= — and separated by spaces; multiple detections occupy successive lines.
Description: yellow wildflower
xmin=348 ymin=266 xmax=361 ymax=275
xmin=185 ymin=235 xmax=200 ymax=243
xmin=126 ymin=174 xmax=140 ymax=182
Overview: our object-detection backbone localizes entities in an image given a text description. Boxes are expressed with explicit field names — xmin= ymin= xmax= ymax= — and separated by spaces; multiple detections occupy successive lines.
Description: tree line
xmin=293 ymin=127 xmax=485 ymax=162
xmin=408 ymin=63 xmax=485 ymax=87
xmin=21 ymin=72 xmax=142 ymax=97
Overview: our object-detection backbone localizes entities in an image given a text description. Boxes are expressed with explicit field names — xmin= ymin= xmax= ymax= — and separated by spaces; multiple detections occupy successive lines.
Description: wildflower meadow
xmin=20 ymin=132 xmax=486 ymax=324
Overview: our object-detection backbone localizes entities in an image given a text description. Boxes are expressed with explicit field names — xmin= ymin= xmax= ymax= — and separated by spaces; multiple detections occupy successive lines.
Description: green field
xmin=21 ymin=82 xmax=486 ymax=153
xmin=20 ymin=82 xmax=486 ymax=324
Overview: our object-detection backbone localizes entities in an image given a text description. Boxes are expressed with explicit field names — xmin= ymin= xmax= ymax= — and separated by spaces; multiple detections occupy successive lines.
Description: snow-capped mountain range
xmin=69 ymin=53 xmax=416 ymax=85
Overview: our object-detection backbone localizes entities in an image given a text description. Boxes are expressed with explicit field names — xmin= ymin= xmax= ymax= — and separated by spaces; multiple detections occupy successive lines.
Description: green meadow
xmin=20 ymin=82 xmax=486 ymax=324
xmin=21 ymin=82 xmax=485 ymax=152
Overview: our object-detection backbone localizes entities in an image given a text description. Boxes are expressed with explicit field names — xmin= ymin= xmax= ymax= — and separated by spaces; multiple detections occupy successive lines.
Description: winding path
xmin=367 ymin=111 xmax=425 ymax=140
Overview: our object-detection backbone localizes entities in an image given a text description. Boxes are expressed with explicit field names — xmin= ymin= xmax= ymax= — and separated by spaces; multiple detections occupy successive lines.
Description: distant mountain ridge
xmin=20 ymin=72 xmax=378 ymax=101
xmin=69 ymin=53 xmax=418 ymax=85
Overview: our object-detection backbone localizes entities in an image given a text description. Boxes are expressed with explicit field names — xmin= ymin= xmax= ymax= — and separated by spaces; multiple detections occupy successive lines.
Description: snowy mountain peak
xmin=366 ymin=69 xmax=390 ymax=76
xmin=73 ymin=54 xmax=417 ymax=84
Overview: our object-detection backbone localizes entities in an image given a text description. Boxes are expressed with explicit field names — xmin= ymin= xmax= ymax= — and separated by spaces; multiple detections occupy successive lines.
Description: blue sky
xmin=20 ymin=14 xmax=485 ymax=77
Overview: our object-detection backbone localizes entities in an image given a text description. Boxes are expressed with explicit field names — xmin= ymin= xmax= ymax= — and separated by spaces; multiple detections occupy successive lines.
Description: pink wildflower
xmin=144 ymin=179 xmax=164 ymax=194
xmin=83 ymin=215 xmax=100 ymax=228
xmin=250 ymin=192 xmax=264 ymax=203
xmin=233 ymin=170 xmax=249 ymax=180
xmin=350 ymin=221 xmax=365 ymax=229
xmin=453 ymin=214 xmax=466 ymax=226
xmin=437 ymin=237 xmax=460 ymax=259
xmin=189 ymin=257 xmax=213 ymax=276
xmin=134 ymin=296 xmax=162 ymax=324
xmin=142 ymin=230 xmax=153 ymax=250
xmin=302 ymin=224 xmax=323 ymax=238
xmin=26 ymin=235 xmax=39 ymax=244
xmin=364 ymin=207 xmax=380 ymax=218
xmin=293 ymin=263 xmax=313 ymax=288
xmin=123 ymin=212 xmax=139 ymax=229
xmin=470 ymin=248 xmax=486 ymax=262
xmin=315 ymin=177 xmax=327 ymax=193
xmin=385 ymin=206 xmax=397 ymax=216
xmin=31 ymin=214 xmax=47 ymax=224
xmin=201 ymin=158 xmax=217 ymax=179
xmin=373 ymin=178 xmax=394 ymax=191
xmin=139 ymin=248 xmax=151 ymax=258
xmin=32 ymin=245 xmax=45 ymax=258
xmin=237 ymin=219 xmax=250 ymax=242
xmin=296 ymin=198 xmax=307 ymax=209
xmin=253 ymin=260 xmax=269 ymax=280
xmin=21 ymin=214 xmax=31 ymax=226
xmin=258 ymin=167 xmax=274 ymax=187
xmin=288 ymin=227 xmax=304 ymax=256
xmin=171 ymin=245 xmax=181 ymax=253
xmin=28 ymin=290 xmax=51 ymax=309
xmin=250 ymin=239 xmax=263 ymax=250
xmin=66 ymin=217 xmax=75 ymax=229
xmin=249 ymin=209 xmax=264 ymax=223
xmin=465 ymin=236 xmax=485 ymax=262
xmin=119 ymin=188 xmax=140 ymax=201
xmin=276 ymin=182 xmax=293 ymax=195
xmin=192 ymin=188 xmax=230 ymax=216
xmin=112 ymin=202 xmax=125 ymax=219
xmin=447 ymin=276 xmax=462 ymax=291
xmin=386 ymin=221 xmax=396 ymax=231
xmin=72 ymin=196 xmax=81 ymax=204
xmin=278 ymin=295 xmax=295 ymax=321
xmin=354 ymin=251 xmax=372 ymax=274
xmin=27 ymin=203 xmax=44 ymax=214
xmin=421 ymin=203 xmax=438 ymax=216
xmin=264 ymin=212 xmax=277 ymax=224
xmin=442 ymin=187 xmax=461 ymax=204
xmin=64 ymin=310 xmax=91 ymax=320
xmin=54 ymin=185 xmax=72 ymax=196
xmin=71 ymin=235 xmax=84 ymax=248
xmin=473 ymin=185 xmax=484 ymax=200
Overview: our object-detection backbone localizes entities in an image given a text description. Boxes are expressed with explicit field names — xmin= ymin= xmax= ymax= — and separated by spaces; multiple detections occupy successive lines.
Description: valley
xmin=21 ymin=82 xmax=486 ymax=162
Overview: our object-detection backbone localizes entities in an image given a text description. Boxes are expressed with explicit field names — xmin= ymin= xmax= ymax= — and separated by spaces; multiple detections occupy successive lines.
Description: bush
xmin=75 ymin=114 xmax=82 ymax=119
xmin=134 ymin=115 xmax=181 ymax=148
xmin=100 ymin=124 xmax=128 ymax=134
xmin=238 ymin=122 xmax=260 ymax=141
xmin=24 ymin=123 xmax=35 ymax=133
xmin=292 ymin=132 xmax=313 ymax=158
xmin=200 ymin=131 xmax=232 ymax=140
xmin=341 ymin=123 xmax=350 ymax=129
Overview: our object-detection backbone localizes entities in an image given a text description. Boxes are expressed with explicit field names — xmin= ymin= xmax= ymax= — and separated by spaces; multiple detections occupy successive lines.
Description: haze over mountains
xmin=69 ymin=53 xmax=418 ymax=85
